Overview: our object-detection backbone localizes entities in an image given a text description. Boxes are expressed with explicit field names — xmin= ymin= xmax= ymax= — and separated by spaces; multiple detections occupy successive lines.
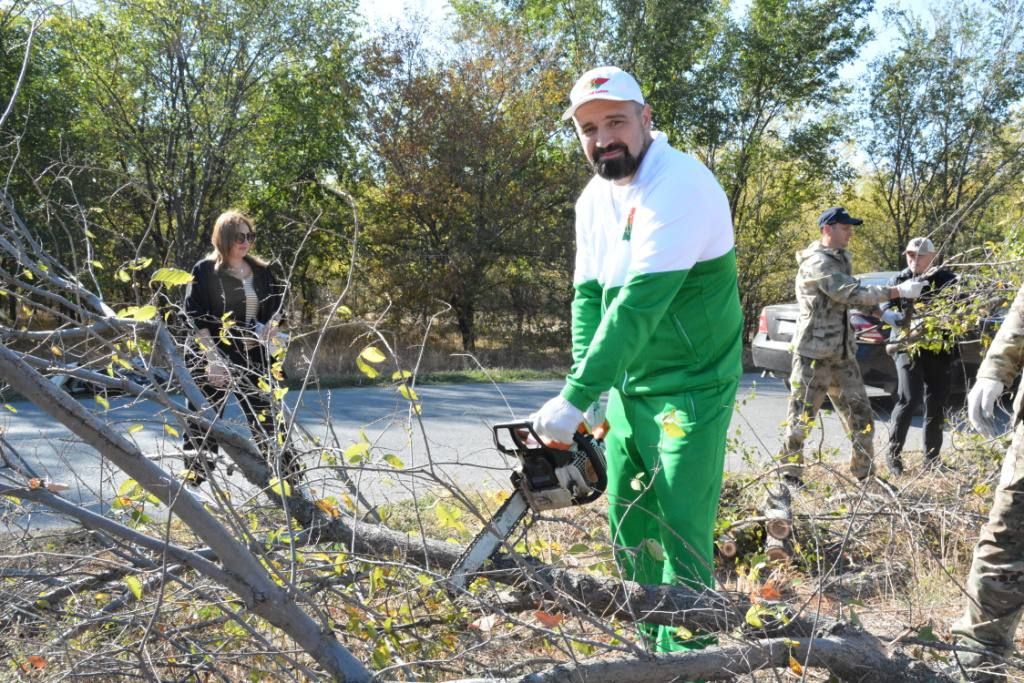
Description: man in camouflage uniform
xmin=952 ymin=281 xmax=1024 ymax=682
xmin=777 ymin=207 xmax=925 ymax=486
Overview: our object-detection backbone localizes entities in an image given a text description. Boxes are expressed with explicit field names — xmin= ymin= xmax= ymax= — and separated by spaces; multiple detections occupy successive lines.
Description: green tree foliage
xmin=23 ymin=0 xmax=360 ymax=294
xmin=653 ymin=0 xmax=871 ymax=333
xmin=860 ymin=0 xmax=1024 ymax=270
xmin=360 ymin=21 xmax=584 ymax=353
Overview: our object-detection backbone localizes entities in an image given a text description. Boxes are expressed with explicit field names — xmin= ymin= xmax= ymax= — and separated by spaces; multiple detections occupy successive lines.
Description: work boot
xmin=886 ymin=452 xmax=904 ymax=476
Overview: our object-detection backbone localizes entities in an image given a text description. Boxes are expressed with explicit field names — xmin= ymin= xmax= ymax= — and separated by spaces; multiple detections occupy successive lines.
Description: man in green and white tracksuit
xmin=531 ymin=66 xmax=743 ymax=652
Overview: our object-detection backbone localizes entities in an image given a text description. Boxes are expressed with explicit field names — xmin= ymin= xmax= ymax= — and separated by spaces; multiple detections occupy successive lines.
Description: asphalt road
xmin=0 ymin=372 xmax=938 ymax=531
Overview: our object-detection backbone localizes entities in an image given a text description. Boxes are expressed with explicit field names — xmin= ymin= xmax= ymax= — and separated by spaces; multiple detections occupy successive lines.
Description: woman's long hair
xmin=209 ymin=210 xmax=268 ymax=270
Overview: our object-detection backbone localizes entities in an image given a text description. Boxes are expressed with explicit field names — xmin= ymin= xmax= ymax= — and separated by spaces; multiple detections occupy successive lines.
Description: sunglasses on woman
xmin=233 ymin=232 xmax=257 ymax=244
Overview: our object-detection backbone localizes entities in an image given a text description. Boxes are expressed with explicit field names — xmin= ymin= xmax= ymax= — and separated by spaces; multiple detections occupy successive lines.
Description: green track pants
xmin=604 ymin=380 xmax=737 ymax=653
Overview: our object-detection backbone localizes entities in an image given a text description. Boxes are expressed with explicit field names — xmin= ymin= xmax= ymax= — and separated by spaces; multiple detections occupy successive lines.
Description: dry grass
xmin=3 ymin=429 xmax=1022 ymax=681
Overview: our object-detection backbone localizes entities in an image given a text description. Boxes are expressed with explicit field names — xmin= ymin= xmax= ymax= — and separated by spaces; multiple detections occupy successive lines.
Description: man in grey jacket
xmin=777 ymin=207 xmax=925 ymax=486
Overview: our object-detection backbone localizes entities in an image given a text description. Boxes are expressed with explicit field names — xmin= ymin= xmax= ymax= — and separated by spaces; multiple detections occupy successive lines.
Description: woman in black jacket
xmin=183 ymin=210 xmax=297 ymax=485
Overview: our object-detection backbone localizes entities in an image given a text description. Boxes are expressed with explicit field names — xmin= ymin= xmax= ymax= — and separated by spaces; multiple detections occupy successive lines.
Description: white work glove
xmin=206 ymin=354 xmax=230 ymax=388
xmin=896 ymin=279 xmax=926 ymax=299
xmin=968 ymin=377 xmax=1005 ymax=438
xmin=880 ymin=309 xmax=905 ymax=327
xmin=530 ymin=395 xmax=584 ymax=446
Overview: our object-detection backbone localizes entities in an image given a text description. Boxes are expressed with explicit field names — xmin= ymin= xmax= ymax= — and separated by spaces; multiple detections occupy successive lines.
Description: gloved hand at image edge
xmin=530 ymin=395 xmax=585 ymax=446
xmin=968 ymin=377 xmax=1005 ymax=438
xmin=896 ymin=279 xmax=926 ymax=299
xmin=881 ymin=309 xmax=905 ymax=327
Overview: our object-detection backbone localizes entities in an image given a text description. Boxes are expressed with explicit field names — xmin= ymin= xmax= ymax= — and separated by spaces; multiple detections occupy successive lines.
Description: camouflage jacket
xmin=977 ymin=282 xmax=1024 ymax=422
xmin=792 ymin=241 xmax=892 ymax=360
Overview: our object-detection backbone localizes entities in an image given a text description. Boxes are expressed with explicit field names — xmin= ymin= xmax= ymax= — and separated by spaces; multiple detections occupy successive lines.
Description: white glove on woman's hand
xmin=881 ymin=309 xmax=905 ymax=327
xmin=968 ymin=377 xmax=1004 ymax=438
xmin=896 ymin=279 xmax=926 ymax=299
xmin=530 ymin=395 xmax=584 ymax=446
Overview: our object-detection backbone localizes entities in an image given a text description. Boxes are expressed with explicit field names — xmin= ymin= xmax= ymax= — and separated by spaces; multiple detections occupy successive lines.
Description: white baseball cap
xmin=904 ymin=236 xmax=936 ymax=254
xmin=562 ymin=66 xmax=645 ymax=121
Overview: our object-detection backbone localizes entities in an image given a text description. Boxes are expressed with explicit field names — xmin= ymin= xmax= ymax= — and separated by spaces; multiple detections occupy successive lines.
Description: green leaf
xmin=745 ymin=605 xmax=765 ymax=629
xmin=567 ymin=543 xmax=590 ymax=554
xmin=344 ymin=441 xmax=370 ymax=464
xmin=150 ymin=267 xmax=194 ymax=287
xmin=360 ymin=346 xmax=386 ymax=364
xmin=124 ymin=575 xmax=143 ymax=600
xmin=269 ymin=477 xmax=292 ymax=497
xmin=382 ymin=454 xmax=405 ymax=469
xmin=116 ymin=269 xmax=131 ymax=283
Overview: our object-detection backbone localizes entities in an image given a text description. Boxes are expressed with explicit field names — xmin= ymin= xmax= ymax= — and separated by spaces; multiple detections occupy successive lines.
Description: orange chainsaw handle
xmin=527 ymin=422 xmax=609 ymax=450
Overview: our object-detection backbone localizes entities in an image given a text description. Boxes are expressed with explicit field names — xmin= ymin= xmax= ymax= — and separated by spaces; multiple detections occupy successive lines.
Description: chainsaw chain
xmin=449 ymin=491 xmax=530 ymax=585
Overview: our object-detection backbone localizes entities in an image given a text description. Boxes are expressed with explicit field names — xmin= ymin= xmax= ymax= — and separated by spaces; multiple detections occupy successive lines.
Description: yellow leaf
xmin=163 ymin=423 xmax=179 ymax=437
xmin=116 ymin=269 xmax=131 ymax=283
xmin=315 ymin=498 xmax=341 ymax=518
xmin=50 ymin=345 xmax=62 ymax=357
xmin=150 ymin=267 xmax=194 ymax=287
xmin=788 ymin=655 xmax=803 ymax=675
xmin=383 ymin=454 xmax=405 ymax=469
xmin=745 ymin=605 xmax=765 ymax=629
xmin=90 ymin=260 xmax=104 ymax=270
xmin=398 ymin=385 xmax=419 ymax=401
xmin=391 ymin=370 xmax=412 ymax=381
xmin=95 ymin=395 xmax=109 ymax=411
xmin=124 ymin=575 xmax=143 ymax=600
xmin=127 ymin=423 xmax=144 ymax=434
xmin=269 ymin=477 xmax=292 ymax=497
xmin=359 ymin=346 xmax=386 ymax=364
xmin=356 ymin=357 xmax=379 ymax=379
xmin=4 ymin=404 xmax=17 ymax=413
xmin=85 ymin=228 xmax=96 ymax=239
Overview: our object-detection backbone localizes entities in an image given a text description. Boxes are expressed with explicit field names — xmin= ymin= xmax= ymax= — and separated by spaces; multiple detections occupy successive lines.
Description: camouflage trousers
xmin=777 ymin=354 xmax=875 ymax=480
xmin=951 ymin=419 xmax=1024 ymax=680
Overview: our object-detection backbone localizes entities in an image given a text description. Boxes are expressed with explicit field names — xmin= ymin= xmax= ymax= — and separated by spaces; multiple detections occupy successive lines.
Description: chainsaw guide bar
xmin=446 ymin=421 xmax=607 ymax=594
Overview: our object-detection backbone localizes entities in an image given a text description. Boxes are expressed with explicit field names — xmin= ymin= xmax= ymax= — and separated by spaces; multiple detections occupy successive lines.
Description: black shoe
xmin=886 ymin=453 xmax=904 ymax=476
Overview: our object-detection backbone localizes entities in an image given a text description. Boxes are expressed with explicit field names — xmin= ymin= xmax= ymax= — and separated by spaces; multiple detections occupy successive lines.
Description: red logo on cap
xmin=589 ymin=77 xmax=609 ymax=92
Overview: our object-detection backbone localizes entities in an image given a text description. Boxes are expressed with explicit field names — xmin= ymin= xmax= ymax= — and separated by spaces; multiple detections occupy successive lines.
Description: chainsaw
xmin=446 ymin=421 xmax=607 ymax=593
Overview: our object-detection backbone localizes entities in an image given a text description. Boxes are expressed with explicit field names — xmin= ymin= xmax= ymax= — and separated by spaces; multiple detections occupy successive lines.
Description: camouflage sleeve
xmin=879 ymin=272 xmax=901 ymax=313
xmin=977 ymin=282 xmax=1024 ymax=387
xmin=803 ymin=258 xmax=892 ymax=307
